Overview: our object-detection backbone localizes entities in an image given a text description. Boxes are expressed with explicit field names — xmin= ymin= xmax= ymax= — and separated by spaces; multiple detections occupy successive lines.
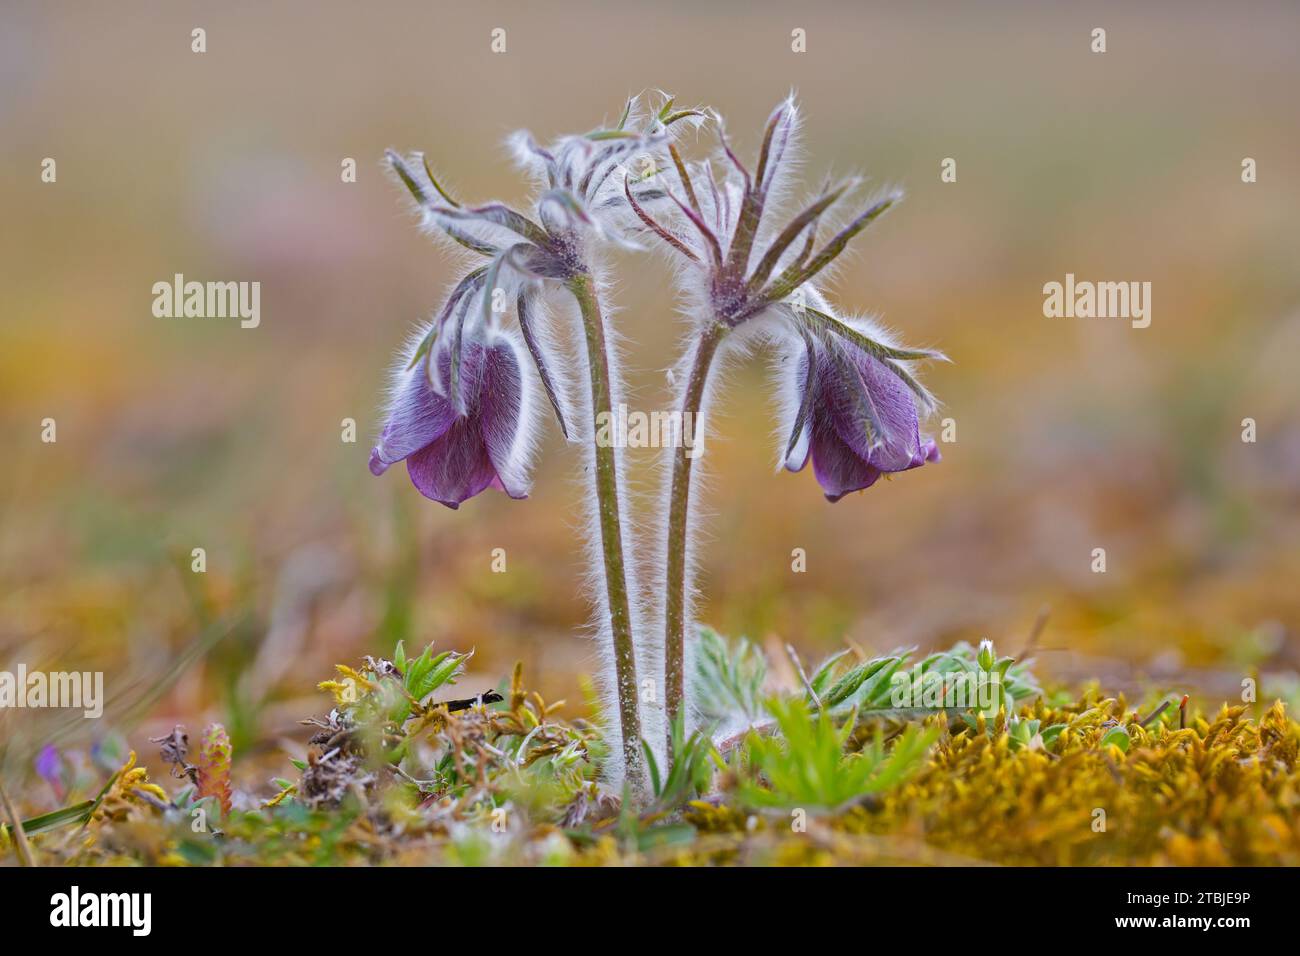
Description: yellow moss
xmin=830 ymin=698 xmax=1300 ymax=865
xmin=92 ymin=751 xmax=170 ymax=826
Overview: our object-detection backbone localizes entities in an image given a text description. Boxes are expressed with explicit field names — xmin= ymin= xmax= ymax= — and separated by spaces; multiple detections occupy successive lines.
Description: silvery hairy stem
xmin=663 ymin=322 xmax=726 ymax=737
xmin=567 ymin=272 xmax=646 ymax=797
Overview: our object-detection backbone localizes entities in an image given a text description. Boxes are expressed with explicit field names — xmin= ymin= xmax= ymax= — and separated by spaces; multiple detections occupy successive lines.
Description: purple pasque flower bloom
xmin=382 ymin=93 xmax=704 ymax=452
xmin=381 ymin=96 xmax=705 ymax=793
xmin=627 ymin=94 xmax=946 ymax=500
xmin=780 ymin=306 xmax=942 ymax=502
xmin=640 ymin=96 xmax=946 ymax=752
xmin=370 ymin=327 xmax=535 ymax=509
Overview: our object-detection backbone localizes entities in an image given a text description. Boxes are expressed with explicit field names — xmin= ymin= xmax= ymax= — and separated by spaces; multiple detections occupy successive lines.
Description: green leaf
xmin=808 ymin=649 xmax=851 ymax=698
xmin=424 ymin=651 xmax=467 ymax=697
xmin=822 ymin=656 xmax=896 ymax=709
xmin=642 ymin=739 xmax=663 ymax=798
xmin=407 ymin=650 xmax=451 ymax=700
xmin=1100 ymin=725 xmax=1131 ymax=753
xmin=1040 ymin=724 xmax=1067 ymax=748
xmin=800 ymin=306 xmax=947 ymax=364
xmin=386 ymin=149 xmax=427 ymax=204
xmin=850 ymin=658 xmax=908 ymax=709
xmin=585 ymin=129 xmax=641 ymax=141
xmin=737 ymin=698 xmax=937 ymax=810
xmin=407 ymin=267 xmax=489 ymax=373
xmin=692 ymin=627 xmax=767 ymax=726
xmin=516 ymin=291 xmax=569 ymax=438
xmin=2 ymin=799 xmax=96 ymax=838
xmin=420 ymin=153 xmax=461 ymax=208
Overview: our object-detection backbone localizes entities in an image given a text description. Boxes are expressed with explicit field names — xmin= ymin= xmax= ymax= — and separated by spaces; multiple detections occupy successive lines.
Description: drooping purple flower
xmin=782 ymin=320 xmax=941 ymax=502
xmin=630 ymin=98 xmax=945 ymax=756
xmin=380 ymin=92 xmax=706 ymax=494
xmin=370 ymin=331 xmax=533 ymax=509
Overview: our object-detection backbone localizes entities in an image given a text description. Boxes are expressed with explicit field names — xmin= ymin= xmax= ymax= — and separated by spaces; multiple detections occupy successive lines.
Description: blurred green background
xmin=2 ymin=1 xmax=1298 ymax=785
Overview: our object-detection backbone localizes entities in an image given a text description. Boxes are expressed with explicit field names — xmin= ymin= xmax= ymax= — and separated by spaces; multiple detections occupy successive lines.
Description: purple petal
xmin=914 ymin=437 xmax=941 ymax=467
xmin=477 ymin=339 xmax=529 ymax=499
xmin=374 ymin=334 xmax=531 ymax=508
xmin=809 ymin=416 xmax=882 ymax=502
xmin=35 ymin=744 xmax=61 ymax=782
xmin=370 ymin=355 xmax=458 ymax=473
xmin=820 ymin=346 xmax=923 ymax=473
xmin=405 ymin=417 xmax=498 ymax=508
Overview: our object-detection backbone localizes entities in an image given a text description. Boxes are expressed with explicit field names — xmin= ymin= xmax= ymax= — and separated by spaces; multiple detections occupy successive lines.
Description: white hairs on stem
xmin=552 ymin=264 xmax=666 ymax=788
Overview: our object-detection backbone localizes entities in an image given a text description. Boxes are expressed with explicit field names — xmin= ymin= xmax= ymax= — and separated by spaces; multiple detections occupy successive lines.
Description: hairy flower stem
xmin=566 ymin=272 xmax=646 ymax=796
xmin=663 ymin=321 xmax=727 ymax=760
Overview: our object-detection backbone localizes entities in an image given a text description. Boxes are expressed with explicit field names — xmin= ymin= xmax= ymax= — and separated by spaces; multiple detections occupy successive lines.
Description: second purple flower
xmin=785 ymin=331 xmax=941 ymax=502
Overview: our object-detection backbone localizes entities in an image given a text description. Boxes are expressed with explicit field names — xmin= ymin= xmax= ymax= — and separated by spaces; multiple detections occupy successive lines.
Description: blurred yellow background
xmin=2 ymin=1 xmax=1298 ymax=775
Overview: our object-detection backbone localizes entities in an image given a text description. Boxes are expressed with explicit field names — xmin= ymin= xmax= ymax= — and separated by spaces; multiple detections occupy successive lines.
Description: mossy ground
xmin=5 ymin=640 xmax=1297 ymax=867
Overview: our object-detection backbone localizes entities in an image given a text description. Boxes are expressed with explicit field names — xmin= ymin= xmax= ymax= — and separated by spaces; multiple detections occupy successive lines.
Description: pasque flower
xmin=376 ymin=95 xmax=702 ymax=798
xmin=384 ymin=94 xmax=703 ymax=433
xmin=627 ymin=96 xmax=946 ymax=754
xmin=373 ymin=93 xmax=941 ymax=796
xmin=369 ymin=329 xmax=532 ymax=509
xmin=780 ymin=308 xmax=941 ymax=502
